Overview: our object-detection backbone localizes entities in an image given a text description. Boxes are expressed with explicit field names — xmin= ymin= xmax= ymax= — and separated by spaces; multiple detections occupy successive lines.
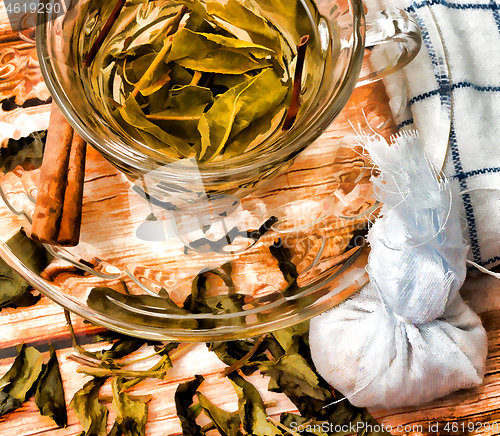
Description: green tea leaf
xmin=168 ymin=28 xmax=273 ymax=74
xmin=213 ymin=74 xmax=249 ymax=90
xmin=221 ymin=101 xmax=286 ymax=160
xmin=0 ymin=391 xmax=22 ymax=417
xmin=0 ymin=344 xmax=42 ymax=417
xmin=111 ymin=378 xmax=149 ymax=436
xmin=148 ymin=85 xmax=214 ymax=143
xmin=206 ymin=0 xmax=284 ymax=66
xmin=199 ymin=68 xmax=287 ymax=161
xmin=118 ymin=95 xmax=193 ymax=157
xmin=169 ymin=64 xmax=195 ymax=86
xmin=0 ymin=230 xmax=51 ymax=308
xmin=117 ymin=354 xmax=172 ymax=392
xmin=70 ymin=377 xmax=108 ymax=436
xmin=196 ymin=392 xmax=242 ymax=436
xmin=125 ymin=51 xmax=171 ymax=96
xmin=0 ymin=344 xmax=43 ymax=403
xmin=228 ymin=373 xmax=280 ymax=436
xmin=182 ymin=269 xmax=247 ymax=329
xmin=208 ymin=339 xmax=269 ymax=376
xmin=99 ymin=338 xmax=146 ymax=364
xmin=174 ymin=374 xmax=205 ymax=436
xmin=271 ymin=321 xmax=309 ymax=356
xmin=123 ymin=50 xmax=156 ymax=85
xmin=0 ymin=131 xmax=45 ymax=173
xmin=34 ymin=345 xmax=68 ymax=428
xmin=268 ymin=238 xmax=301 ymax=297
xmin=259 ymin=354 xmax=332 ymax=419
xmin=87 ymin=287 xmax=198 ymax=330
xmin=2 ymin=291 xmax=41 ymax=310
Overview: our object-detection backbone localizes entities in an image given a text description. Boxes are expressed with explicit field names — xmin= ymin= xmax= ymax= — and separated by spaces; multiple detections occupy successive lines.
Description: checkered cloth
xmin=366 ymin=0 xmax=500 ymax=269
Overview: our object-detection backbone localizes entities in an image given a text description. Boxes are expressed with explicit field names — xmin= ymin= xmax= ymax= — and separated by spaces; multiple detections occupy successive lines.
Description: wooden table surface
xmin=0 ymin=87 xmax=498 ymax=435
xmin=0 ymin=3 xmax=499 ymax=435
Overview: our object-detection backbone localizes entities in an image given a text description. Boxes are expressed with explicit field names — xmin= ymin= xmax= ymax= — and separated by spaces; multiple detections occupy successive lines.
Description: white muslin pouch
xmin=309 ymin=133 xmax=488 ymax=409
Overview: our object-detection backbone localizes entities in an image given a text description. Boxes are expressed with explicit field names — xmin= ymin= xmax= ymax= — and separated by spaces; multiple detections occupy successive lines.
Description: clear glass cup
xmin=36 ymin=0 xmax=421 ymax=203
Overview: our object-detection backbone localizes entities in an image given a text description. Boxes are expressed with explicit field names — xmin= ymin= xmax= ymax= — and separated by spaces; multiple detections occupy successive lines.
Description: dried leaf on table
xmin=175 ymin=374 xmax=205 ymax=436
xmin=196 ymin=392 xmax=242 ymax=436
xmin=0 ymin=391 xmax=21 ymax=417
xmin=268 ymin=238 xmax=301 ymax=297
xmin=110 ymin=378 xmax=149 ymax=436
xmin=208 ymin=337 xmax=270 ymax=376
xmin=0 ymin=132 xmax=45 ymax=173
xmin=87 ymin=287 xmax=198 ymax=329
xmin=0 ymin=230 xmax=52 ymax=308
xmin=70 ymin=377 xmax=109 ymax=436
xmin=228 ymin=373 xmax=280 ymax=436
xmin=271 ymin=321 xmax=310 ymax=356
xmin=259 ymin=354 xmax=332 ymax=419
xmin=34 ymin=345 xmax=68 ymax=428
xmin=0 ymin=344 xmax=43 ymax=405
xmin=2 ymin=291 xmax=41 ymax=310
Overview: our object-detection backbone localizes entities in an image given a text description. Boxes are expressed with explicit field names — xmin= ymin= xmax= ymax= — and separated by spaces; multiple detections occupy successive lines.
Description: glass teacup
xmin=37 ymin=0 xmax=421 ymax=204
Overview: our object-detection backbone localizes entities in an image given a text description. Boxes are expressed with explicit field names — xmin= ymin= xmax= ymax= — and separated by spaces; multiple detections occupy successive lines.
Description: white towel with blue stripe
xmin=370 ymin=0 xmax=500 ymax=270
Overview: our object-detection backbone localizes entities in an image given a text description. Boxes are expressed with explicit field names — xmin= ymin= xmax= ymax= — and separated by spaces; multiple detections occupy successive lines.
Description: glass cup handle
xmin=356 ymin=9 xmax=422 ymax=87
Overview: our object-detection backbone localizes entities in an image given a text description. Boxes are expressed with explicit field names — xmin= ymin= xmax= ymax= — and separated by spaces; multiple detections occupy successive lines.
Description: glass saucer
xmin=0 ymin=3 xmax=440 ymax=342
xmin=0 ymin=118 xmax=377 ymax=341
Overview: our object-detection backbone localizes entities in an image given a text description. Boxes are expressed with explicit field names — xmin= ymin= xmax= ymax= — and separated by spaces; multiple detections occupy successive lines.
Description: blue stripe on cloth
xmin=480 ymin=255 xmax=500 ymax=267
xmin=406 ymin=81 xmax=500 ymax=108
xmin=453 ymin=167 xmax=500 ymax=180
xmin=408 ymin=0 xmax=499 ymax=11
xmin=397 ymin=118 xmax=415 ymax=129
xmin=453 ymin=82 xmax=500 ymax=92
xmin=491 ymin=0 xmax=500 ymax=35
xmin=408 ymin=90 xmax=440 ymax=106
xmin=449 ymin=126 xmax=482 ymax=262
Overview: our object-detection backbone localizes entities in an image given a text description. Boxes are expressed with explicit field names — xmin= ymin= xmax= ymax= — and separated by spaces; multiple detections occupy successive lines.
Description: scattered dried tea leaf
xmin=175 ymin=374 xmax=205 ymax=436
xmin=197 ymin=391 xmax=242 ymax=436
xmin=87 ymin=287 xmax=198 ymax=329
xmin=111 ymin=378 xmax=150 ymax=436
xmin=259 ymin=354 xmax=332 ymax=419
xmin=34 ymin=345 xmax=68 ymax=428
xmin=0 ymin=391 xmax=22 ymax=417
xmin=70 ymin=377 xmax=109 ymax=436
xmin=228 ymin=373 xmax=280 ymax=436
xmin=271 ymin=321 xmax=310 ymax=356
xmin=0 ymin=230 xmax=51 ymax=308
xmin=0 ymin=132 xmax=45 ymax=173
xmin=0 ymin=344 xmax=43 ymax=404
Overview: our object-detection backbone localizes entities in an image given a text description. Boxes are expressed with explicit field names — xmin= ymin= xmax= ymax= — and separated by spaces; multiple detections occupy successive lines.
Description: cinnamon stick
xmin=31 ymin=103 xmax=87 ymax=246
xmin=283 ymin=35 xmax=310 ymax=131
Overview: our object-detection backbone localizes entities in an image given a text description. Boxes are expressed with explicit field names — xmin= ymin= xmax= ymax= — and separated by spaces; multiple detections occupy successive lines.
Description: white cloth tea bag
xmin=309 ymin=133 xmax=488 ymax=409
